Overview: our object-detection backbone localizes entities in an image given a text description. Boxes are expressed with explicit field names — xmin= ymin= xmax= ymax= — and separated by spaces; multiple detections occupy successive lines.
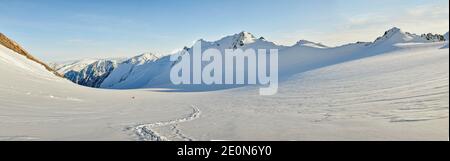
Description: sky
xmin=0 ymin=0 xmax=448 ymax=62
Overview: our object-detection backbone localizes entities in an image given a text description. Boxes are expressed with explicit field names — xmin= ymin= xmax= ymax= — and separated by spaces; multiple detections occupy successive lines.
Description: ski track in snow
xmin=134 ymin=105 xmax=201 ymax=141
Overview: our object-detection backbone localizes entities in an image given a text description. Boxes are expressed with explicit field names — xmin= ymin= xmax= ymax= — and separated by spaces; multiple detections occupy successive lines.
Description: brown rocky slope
xmin=0 ymin=33 xmax=63 ymax=77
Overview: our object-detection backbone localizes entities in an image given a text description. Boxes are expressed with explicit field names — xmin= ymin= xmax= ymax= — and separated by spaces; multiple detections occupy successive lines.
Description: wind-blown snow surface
xmin=1 ymin=30 xmax=449 ymax=140
xmin=0 ymin=45 xmax=196 ymax=140
xmin=176 ymin=42 xmax=448 ymax=141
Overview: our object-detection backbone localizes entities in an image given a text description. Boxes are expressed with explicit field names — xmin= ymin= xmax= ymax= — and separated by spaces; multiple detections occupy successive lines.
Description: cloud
xmin=406 ymin=4 xmax=449 ymax=18
xmin=304 ymin=3 xmax=449 ymax=46
xmin=343 ymin=3 xmax=448 ymax=34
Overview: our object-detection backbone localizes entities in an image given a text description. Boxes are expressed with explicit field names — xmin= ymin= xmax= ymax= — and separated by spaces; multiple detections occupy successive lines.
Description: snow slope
xmin=168 ymin=42 xmax=448 ymax=141
xmin=93 ymin=28 xmax=446 ymax=90
xmin=0 ymin=33 xmax=62 ymax=77
xmin=0 ymin=28 xmax=448 ymax=140
xmin=0 ymin=44 xmax=194 ymax=140
xmin=127 ymin=41 xmax=448 ymax=141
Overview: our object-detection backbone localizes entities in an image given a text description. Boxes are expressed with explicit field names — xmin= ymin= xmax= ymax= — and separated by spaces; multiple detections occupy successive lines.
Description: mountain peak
xmin=210 ymin=31 xmax=259 ymax=49
xmin=373 ymin=27 xmax=407 ymax=44
xmin=379 ymin=27 xmax=403 ymax=39
xmin=386 ymin=27 xmax=402 ymax=34
xmin=238 ymin=31 xmax=256 ymax=39
xmin=125 ymin=52 xmax=159 ymax=64
xmin=229 ymin=31 xmax=257 ymax=48
xmin=137 ymin=52 xmax=159 ymax=60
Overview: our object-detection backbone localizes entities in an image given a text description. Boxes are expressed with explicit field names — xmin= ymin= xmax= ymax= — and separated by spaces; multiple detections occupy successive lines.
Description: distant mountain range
xmin=50 ymin=28 xmax=449 ymax=88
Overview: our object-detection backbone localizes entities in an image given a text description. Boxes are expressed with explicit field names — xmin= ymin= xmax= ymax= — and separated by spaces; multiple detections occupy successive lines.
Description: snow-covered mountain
xmin=101 ymin=31 xmax=289 ymax=89
xmin=51 ymin=58 xmax=124 ymax=87
xmin=50 ymin=58 xmax=100 ymax=74
xmin=53 ymin=27 xmax=447 ymax=89
xmin=210 ymin=31 xmax=286 ymax=50
xmin=63 ymin=60 xmax=119 ymax=88
xmin=100 ymin=53 xmax=161 ymax=88
xmin=372 ymin=27 xmax=445 ymax=45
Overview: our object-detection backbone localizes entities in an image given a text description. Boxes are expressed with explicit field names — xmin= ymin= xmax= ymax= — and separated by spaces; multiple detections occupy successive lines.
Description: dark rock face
xmin=64 ymin=60 xmax=117 ymax=87
xmin=421 ymin=33 xmax=445 ymax=41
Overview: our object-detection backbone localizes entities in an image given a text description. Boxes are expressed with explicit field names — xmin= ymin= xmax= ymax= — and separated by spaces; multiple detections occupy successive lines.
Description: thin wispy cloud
xmin=272 ymin=2 xmax=449 ymax=47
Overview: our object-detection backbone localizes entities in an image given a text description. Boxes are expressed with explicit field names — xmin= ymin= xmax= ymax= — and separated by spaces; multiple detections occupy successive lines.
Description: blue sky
xmin=0 ymin=0 xmax=448 ymax=61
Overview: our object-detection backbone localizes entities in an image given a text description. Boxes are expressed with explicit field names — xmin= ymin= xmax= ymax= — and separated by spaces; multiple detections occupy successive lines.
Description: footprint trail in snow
xmin=134 ymin=105 xmax=201 ymax=141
